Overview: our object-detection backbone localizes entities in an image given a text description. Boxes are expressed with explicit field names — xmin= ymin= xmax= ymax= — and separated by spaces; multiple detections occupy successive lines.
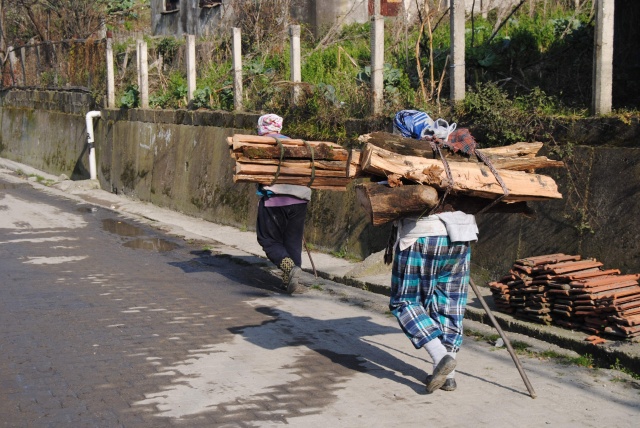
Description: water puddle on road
xmin=123 ymin=238 xmax=179 ymax=252
xmin=102 ymin=218 xmax=178 ymax=252
xmin=76 ymin=206 xmax=99 ymax=214
xmin=102 ymin=218 xmax=145 ymax=237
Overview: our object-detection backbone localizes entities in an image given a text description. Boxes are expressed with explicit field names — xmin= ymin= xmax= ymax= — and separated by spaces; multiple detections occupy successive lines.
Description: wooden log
xmin=357 ymin=132 xmax=564 ymax=171
xmin=360 ymin=143 xmax=563 ymax=201
xmin=357 ymin=132 xmax=440 ymax=159
xmin=234 ymin=162 xmax=347 ymax=178
xmin=355 ymin=183 xmax=440 ymax=226
xmin=233 ymin=174 xmax=349 ymax=190
xmin=236 ymin=143 xmax=349 ymax=161
xmin=348 ymin=149 xmax=363 ymax=178
xmin=230 ymin=134 xmax=342 ymax=150
xmin=355 ymin=182 xmax=535 ymax=226
xmin=235 ymin=157 xmax=347 ymax=171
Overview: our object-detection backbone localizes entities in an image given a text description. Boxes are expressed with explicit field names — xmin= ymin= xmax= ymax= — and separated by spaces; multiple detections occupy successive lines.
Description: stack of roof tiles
xmin=488 ymin=253 xmax=640 ymax=340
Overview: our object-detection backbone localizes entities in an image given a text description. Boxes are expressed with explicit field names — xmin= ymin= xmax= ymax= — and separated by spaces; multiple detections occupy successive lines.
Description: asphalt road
xmin=1 ymin=174 xmax=639 ymax=427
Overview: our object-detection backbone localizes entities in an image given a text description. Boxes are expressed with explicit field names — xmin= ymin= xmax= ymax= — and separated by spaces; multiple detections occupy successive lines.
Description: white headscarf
xmin=257 ymin=114 xmax=283 ymax=135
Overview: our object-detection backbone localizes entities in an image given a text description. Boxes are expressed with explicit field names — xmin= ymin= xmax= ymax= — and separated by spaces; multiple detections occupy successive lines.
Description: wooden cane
xmin=302 ymin=237 xmax=318 ymax=278
xmin=469 ymin=278 xmax=537 ymax=399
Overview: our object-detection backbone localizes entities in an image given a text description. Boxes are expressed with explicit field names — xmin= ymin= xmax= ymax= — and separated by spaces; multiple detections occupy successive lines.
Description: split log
xmin=235 ymin=162 xmax=348 ymax=178
xmin=233 ymin=174 xmax=350 ymax=190
xmin=230 ymin=134 xmax=350 ymax=190
xmin=360 ymin=144 xmax=562 ymax=201
xmin=357 ymin=132 xmax=564 ymax=171
xmin=348 ymin=150 xmax=362 ymax=178
xmin=355 ymin=183 xmax=440 ymax=226
xmin=355 ymin=182 xmax=535 ymax=226
xmin=235 ymin=157 xmax=347 ymax=171
xmin=228 ymin=134 xmax=343 ymax=150
xmin=231 ymin=142 xmax=349 ymax=161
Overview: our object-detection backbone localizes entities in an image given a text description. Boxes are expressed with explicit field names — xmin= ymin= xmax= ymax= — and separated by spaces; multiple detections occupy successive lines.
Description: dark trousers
xmin=256 ymin=198 xmax=307 ymax=267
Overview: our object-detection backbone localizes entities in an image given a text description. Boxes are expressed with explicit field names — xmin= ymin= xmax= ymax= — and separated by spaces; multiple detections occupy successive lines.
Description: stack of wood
xmin=489 ymin=253 xmax=640 ymax=340
xmin=228 ymin=134 xmax=351 ymax=191
xmin=352 ymin=132 xmax=564 ymax=226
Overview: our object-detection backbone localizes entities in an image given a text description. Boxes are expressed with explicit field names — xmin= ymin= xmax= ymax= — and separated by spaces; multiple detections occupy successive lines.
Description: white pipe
xmin=85 ymin=111 xmax=101 ymax=180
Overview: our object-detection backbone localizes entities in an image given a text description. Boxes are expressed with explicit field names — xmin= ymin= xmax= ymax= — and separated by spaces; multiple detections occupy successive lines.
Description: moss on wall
xmin=3 ymin=89 xmax=640 ymax=276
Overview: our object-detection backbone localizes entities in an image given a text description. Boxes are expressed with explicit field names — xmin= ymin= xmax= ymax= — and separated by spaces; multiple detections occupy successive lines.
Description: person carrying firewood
xmin=255 ymin=113 xmax=311 ymax=294
xmin=389 ymin=109 xmax=479 ymax=393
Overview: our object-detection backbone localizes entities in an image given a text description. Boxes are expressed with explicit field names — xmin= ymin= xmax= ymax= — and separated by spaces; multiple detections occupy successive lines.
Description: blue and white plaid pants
xmin=389 ymin=236 xmax=470 ymax=352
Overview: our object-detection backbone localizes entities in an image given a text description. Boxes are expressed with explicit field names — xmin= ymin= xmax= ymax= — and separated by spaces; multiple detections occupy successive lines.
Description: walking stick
xmin=469 ymin=278 xmax=537 ymax=399
xmin=302 ymin=237 xmax=317 ymax=278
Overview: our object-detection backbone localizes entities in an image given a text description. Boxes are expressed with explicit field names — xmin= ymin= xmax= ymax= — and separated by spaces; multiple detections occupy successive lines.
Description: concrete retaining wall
xmin=1 ymin=89 xmax=640 ymax=281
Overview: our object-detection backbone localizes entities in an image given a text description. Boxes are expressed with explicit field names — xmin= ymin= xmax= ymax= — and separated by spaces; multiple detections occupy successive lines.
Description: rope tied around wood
xmin=269 ymin=137 xmax=316 ymax=187
xmin=426 ymin=129 xmax=510 ymax=214
xmin=270 ymin=137 xmax=287 ymax=185
xmin=303 ymin=140 xmax=316 ymax=187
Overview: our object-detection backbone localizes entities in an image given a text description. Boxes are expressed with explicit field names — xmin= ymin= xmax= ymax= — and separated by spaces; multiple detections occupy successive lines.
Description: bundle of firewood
xmin=228 ymin=134 xmax=351 ymax=191
xmin=489 ymin=253 xmax=640 ymax=340
xmin=352 ymin=132 xmax=564 ymax=225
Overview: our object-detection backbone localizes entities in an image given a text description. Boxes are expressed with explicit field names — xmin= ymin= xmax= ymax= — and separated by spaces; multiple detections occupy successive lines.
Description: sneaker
xmin=425 ymin=355 xmax=457 ymax=394
xmin=285 ymin=266 xmax=301 ymax=294
xmin=425 ymin=374 xmax=457 ymax=391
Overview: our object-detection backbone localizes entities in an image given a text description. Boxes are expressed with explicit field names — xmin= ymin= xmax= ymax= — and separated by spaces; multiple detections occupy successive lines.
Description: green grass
xmin=610 ymin=359 xmax=640 ymax=381
xmin=103 ymin=3 xmax=617 ymax=144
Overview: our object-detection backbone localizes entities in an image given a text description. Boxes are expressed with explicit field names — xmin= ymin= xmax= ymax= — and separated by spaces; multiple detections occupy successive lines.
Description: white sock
xmin=424 ymin=337 xmax=448 ymax=366
xmin=445 ymin=352 xmax=457 ymax=379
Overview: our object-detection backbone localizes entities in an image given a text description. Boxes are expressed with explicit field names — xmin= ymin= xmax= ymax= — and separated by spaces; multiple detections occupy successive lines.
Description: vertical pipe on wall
xmin=85 ymin=111 xmax=102 ymax=181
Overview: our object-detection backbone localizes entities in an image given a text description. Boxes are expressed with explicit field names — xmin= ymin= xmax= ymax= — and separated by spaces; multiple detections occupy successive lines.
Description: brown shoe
xmin=425 ymin=355 xmax=456 ymax=394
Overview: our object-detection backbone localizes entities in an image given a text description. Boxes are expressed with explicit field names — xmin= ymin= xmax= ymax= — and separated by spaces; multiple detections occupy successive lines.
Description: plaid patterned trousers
xmin=390 ymin=236 xmax=471 ymax=352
